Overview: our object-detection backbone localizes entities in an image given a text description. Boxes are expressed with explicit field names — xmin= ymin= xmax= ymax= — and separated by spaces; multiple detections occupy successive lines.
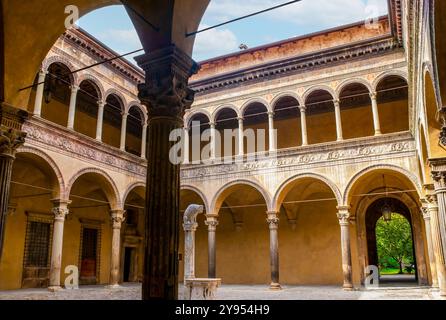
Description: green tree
xmin=376 ymin=213 xmax=414 ymax=274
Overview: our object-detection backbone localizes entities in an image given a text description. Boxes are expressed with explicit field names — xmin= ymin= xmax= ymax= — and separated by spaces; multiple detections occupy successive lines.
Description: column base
xmin=374 ymin=132 xmax=382 ymax=136
xmin=269 ymin=283 xmax=282 ymax=290
xmin=48 ymin=286 xmax=63 ymax=292
xmin=107 ymin=284 xmax=121 ymax=289
xmin=342 ymin=284 xmax=354 ymax=291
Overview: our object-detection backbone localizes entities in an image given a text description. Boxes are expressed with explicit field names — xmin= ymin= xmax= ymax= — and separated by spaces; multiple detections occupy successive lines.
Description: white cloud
xmin=97 ymin=28 xmax=141 ymax=51
xmin=193 ymin=26 xmax=239 ymax=61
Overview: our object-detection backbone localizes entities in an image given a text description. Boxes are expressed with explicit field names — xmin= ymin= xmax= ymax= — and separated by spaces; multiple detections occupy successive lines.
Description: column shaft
xmin=422 ymin=205 xmax=439 ymax=288
xmin=120 ymin=113 xmax=128 ymax=151
xmin=96 ymin=102 xmax=105 ymax=141
xmin=300 ymin=106 xmax=308 ymax=146
xmin=67 ymin=86 xmax=79 ymax=129
xmin=183 ymin=127 xmax=190 ymax=164
xmin=267 ymin=211 xmax=280 ymax=290
xmin=206 ymin=216 xmax=218 ymax=279
xmin=33 ymin=70 xmax=47 ymax=117
xmin=141 ymin=123 xmax=148 ymax=159
xmin=268 ymin=112 xmax=276 ymax=152
xmin=238 ymin=118 xmax=244 ymax=157
xmin=337 ymin=206 xmax=353 ymax=290
xmin=334 ymin=100 xmax=343 ymax=141
xmin=210 ymin=122 xmax=216 ymax=160
xmin=370 ymin=92 xmax=382 ymax=135
xmin=110 ymin=210 xmax=125 ymax=287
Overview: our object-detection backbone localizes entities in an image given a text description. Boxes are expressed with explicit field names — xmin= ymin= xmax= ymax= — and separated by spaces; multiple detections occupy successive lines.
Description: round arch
xmin=271 ymin=91 xmax=303 ymax=110
xmin=15 ymin=146 xmax=65 ymax=199
xmin=210 ymin=179 xmax=272 ymax=214
xmin=336 ymin=78 xmax=372 ymax=97
xmin=43 ymin=55 xmax=77 ymax=85
xmin=372 ymin=71 xmax=408 ymax=92
xmin=77 ymin=74 xmax=105 ymax=100
xmin=181 ymin=184 xmax=210 ymax=214
xmin=303 ymin=85 xmax=337 ymax=103
xmin=212 ymin=104 xmax=240 ymax=122
xmin=66 ymin=167 xmax=122 ymax=210
xmin=273 ymin=173 xmax=342 ymax=212
xmin=240 ymin=98 xmax=270 ymax=116
xmin=104 ymin=89 xmax=127 ymax=112
xmin=186 ymin=109 xmax=212 ymax=127
xmin=127 ymin=102 xmax=147 ymax=123
xmin=122 ymin=181 xmax=146 ymax=205
xmin=343 ymin=165 xmax=422 ymax=205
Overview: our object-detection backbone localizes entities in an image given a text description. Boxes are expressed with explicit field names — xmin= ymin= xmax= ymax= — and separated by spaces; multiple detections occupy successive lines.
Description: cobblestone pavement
xmin=0 ymin=284 xmax=444 ymax=300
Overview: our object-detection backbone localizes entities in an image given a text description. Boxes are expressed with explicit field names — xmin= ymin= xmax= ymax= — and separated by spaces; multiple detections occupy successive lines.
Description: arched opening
xmin=243 ymin=102 xmax=269 ymax=154
xmin=215 ymin=108 xmax=238 ymax=159
xmin=0 ymin=152 xmax=61 ymax=290
xmin=39 ymin=63 xmax=73 ymax=127
xmin=274 ymin=177 xmax=342 ymax=285
xmin=102 ymin=94 xmax=124 ymax=149
xmin=188 ymin=112 xmax=211 ymax=162
xmin=179 ymin=188 xmax=208 ymax=282
xmin=366 ymin=198 xmax=417 ymax=285
xmin=212 ymin=183 xmax=269 ymax=284
xmin=305 ymin=90 xmax=337 ymax=144
xmin=339 ymin=83 xmax=374 ymax=139
xmin=376 ymin=75 xmax=409 ymax=134
xmin=418 ymin=124 xmax=433 ymax=184
xmin=346 ymin=168 xmax=429 ymax=286
xmin=74 ymin=80 xmax=101 ymax=138
xmin=122 ymin=185 xmax=145 ymax=283
xmin=273 ymin=96 xmax=301 ymax=149
xmin=66 ymin=172 xmax=118 ymax=286
xmin=125 ymin=106 xmax=144 ymax=156
xmin=434 ymin=0 xmax=446 ymax=105
xmin=424 ymin=71 xmax=445 ymax=158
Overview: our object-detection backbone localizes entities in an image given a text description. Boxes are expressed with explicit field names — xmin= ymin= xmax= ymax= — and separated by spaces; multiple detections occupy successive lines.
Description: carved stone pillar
xmin=0 ymin=104 xmax=27 ymax=260
xmin=210 ymin=122 xmax=217 ymax=160
xmin=109 ymin=210 xmax=125 ymax=287
xmin=268 ymin=112 xmax=276 ymax=152
xmin=205 ymin=214 xmax=218 ymax=279
xmin=95 ymin=101 xmax=105 ymax=141
xmin=183 ymin=204 xmax=203 ymax=282
xmin=120 ymin=112 xmax=128 ymax=151
xmin=266 ymin=211 xmax=281 ymax=290
xmin=426 ymin=193 xmax=446 ymax=295
xmin=299 ymin=106 xmax=308 ymax=146
xmin=67 ymin=86 xmax=79 ymax=129
xmin=337 ymin=206 xmax=353 ymax=290
xmin=48 ymin=199 xmax=71 ymax=290
xmin=237 ymin=117 xmax=244 ymax=157
xmin=136 ymin=45 xmax=199 ymax=300
xmin=141 ymin=122 xmax=148 ymax=159
xmin=421 ymin=199 xmax=439 ymax=288
xmin=33 ymin=69 xmax=47 ymax=117
xmin=333 ymin=100 xmax=343 ymax=141
xmin=183 ymin=126 xmax=190 ymax=164
xmin=369 ymin=92 xmax=382 ymax=136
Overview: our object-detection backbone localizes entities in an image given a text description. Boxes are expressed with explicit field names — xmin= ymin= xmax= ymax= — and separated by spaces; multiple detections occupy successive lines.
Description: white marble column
xmin=238 ymin=117 xmax=244 ymax=157
xmin=205 ymin=215 xmax=219 ymax=278
xmin=421 ymin=200 xmax=439 ymax=288
xmin=48 ymin=199 xmax=71 ymax=291
xmin=67 ymin=86 xmax=79 ymax=129
xmin=183 ymin=205 xmax=204 ymax=282
xmin=33 ymin=69 xmax=48 ymax=117
xmin=300 ymin=106 xmax=308 ymax=146
xmin=120 ymin=112 xmax=128 ymax=151
xmin=95 ymin=101 xmax=106 ymax=141
xmin=210 ymin=122 xmax=217 ymax=160
xmin=267 ymin=211 xmax=281 ymax=290
xmin=334 ymin=100 xmax=343 ymax=141
xmin=337 ymin=206 xmax=353 ymax=290
xmin=141 ymin=122 xmax=148 ymax=159
xmin=109 ymin=210 xmax=125 ymax=287
xmin=268 ymin=111 xmax=276 ymax=152
xmin=370 ymin=92 xmax=382 ymax=136
xmin=183 ymin=126 xmax=190 ymax=164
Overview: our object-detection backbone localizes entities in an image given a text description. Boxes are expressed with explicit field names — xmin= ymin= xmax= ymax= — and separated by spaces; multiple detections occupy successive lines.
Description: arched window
xmin=305 ymin=90 xmax=336 ymax=144
xmin=273 ymin=96 xmax=300 ymax=149
xmin=125 ymin=106 xmax=144 ymax=156
xmin=74 ymin=80 xmax=101 ymax=138
xmin=102 ymin=94 xmax=124 ymax=149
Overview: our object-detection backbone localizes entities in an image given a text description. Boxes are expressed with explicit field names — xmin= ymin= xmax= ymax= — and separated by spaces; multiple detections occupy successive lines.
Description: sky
xmin=78 ymin=0 xmax=389 ymax=64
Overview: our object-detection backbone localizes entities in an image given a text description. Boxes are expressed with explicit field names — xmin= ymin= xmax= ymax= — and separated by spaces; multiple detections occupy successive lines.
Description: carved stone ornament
xmin=266 ymin=211 xmax=280 ymax=229
xmin=336 ymin=206 xmax=351 ymax=225
xmin=0 ymin=126 xmax=26 ymax=157
xmin=183 ymin=204 xmax=203 ymax=231
xmin=111 ymin=210 xmax=126 ymax=229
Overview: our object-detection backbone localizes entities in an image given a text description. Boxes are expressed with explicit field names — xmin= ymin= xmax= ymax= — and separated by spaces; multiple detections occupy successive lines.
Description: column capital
xmin=267 ymin=111 xmax=275 ymax=117
xmin=0 ymin=126 xmax=27 ymax=158
xmin=135 ymin=45 xmax=199 ymax=120
xmin=121 ymin=111 xmax=129 ymax=118
xmin=97 ymin=100 xmax=106 ymax=108
xmin=237 ymin=116 xmax=244 ymax=122
xmin=431 ymin=171 xmax=446 ymax=191
xmin=426 ymin=193 xmax=439 ymax=209
xmin=336 ymin=206 xmax=351 ymax=225
xmin=420 ymin=198 xmax=430 ymax=220
xmin=209 ymin=122 xmax=216 ymax=128
xmin=110 ymin=210 xmax=126 ymax=229
xmin=70 ymin=85 xmax=80 ymax=92
xmin=205 ymin=214 xmax=219 ymax=231
xmin=333 ymin=99 xmax=341 ymax=106
xmin=299 ymin=105 xmax=307 ymax=113
xmin=6 ymin=203 xmax=17 ymax=217
xmin=266 ymin=211 xmax=279 ymax=229
xmin=51 ymin=199 xmax=71 ymax=220
xmin=369 ymin=91 xmax=377 ymax=100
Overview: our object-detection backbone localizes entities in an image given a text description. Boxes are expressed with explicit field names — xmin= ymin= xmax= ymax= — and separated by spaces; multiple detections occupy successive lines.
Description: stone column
xmin=136 ymin=45 xmax=199 ymax=300
xmin=183 ymin=204 xmax=204 ymax=282
xmin=432 ymin=171 xmax=446 ymax=259
xmin=421 ymin=200 xmax=439 ymax=288
xmin=109 ymin=210 xmax=125 ymax=287
xmin=96 ymin=101 xmax=105 ymax=141
xmin=299 ymin=106 xmax=308 ymax=146
xmin=120 ymin=112 xmax=128 ymax=151
xmin=67 ymin=86 xmax=79 ymax=129
xmin=33 ymin=69 xmax=47 ymax=117
xmin=337 ymin=206 xmax=353 ymax=290
xmin=183 ymin=126 xmax=190 ymax=164
xmin=427 ymin=193 xmax=446 ymax=295
xmin=370 ymin=92 xmax=382 ymax=136
xmin=0 ymin=105 xmax=27 ymax=260
xmin=267 ymin=211 xmax=281 ymax=290
xmin=268 ymin=111 xmax=276 ymax=152
xmin=205 ymin=215 xmax=218 ymax=279
xmin=334 ymin=100 xmax=343 ymax=141
xmin=48 ymin=199 xmax=71 ymax=291
xmin=210 ymin=122 xmax=216 ymax=160
xmin=141 ymin=122 xmax=148 ymax=159
xmin=238 ymin=117 xmax=244 ymax=157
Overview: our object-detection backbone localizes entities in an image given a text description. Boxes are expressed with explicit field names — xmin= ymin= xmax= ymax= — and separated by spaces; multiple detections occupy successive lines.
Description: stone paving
xmin=0 ymin=283 xmax=444 ymax=300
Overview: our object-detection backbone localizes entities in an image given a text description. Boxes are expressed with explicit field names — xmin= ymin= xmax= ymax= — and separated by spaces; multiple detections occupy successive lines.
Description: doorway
xmin=80 ymin=227 xmax=99 ymax=285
